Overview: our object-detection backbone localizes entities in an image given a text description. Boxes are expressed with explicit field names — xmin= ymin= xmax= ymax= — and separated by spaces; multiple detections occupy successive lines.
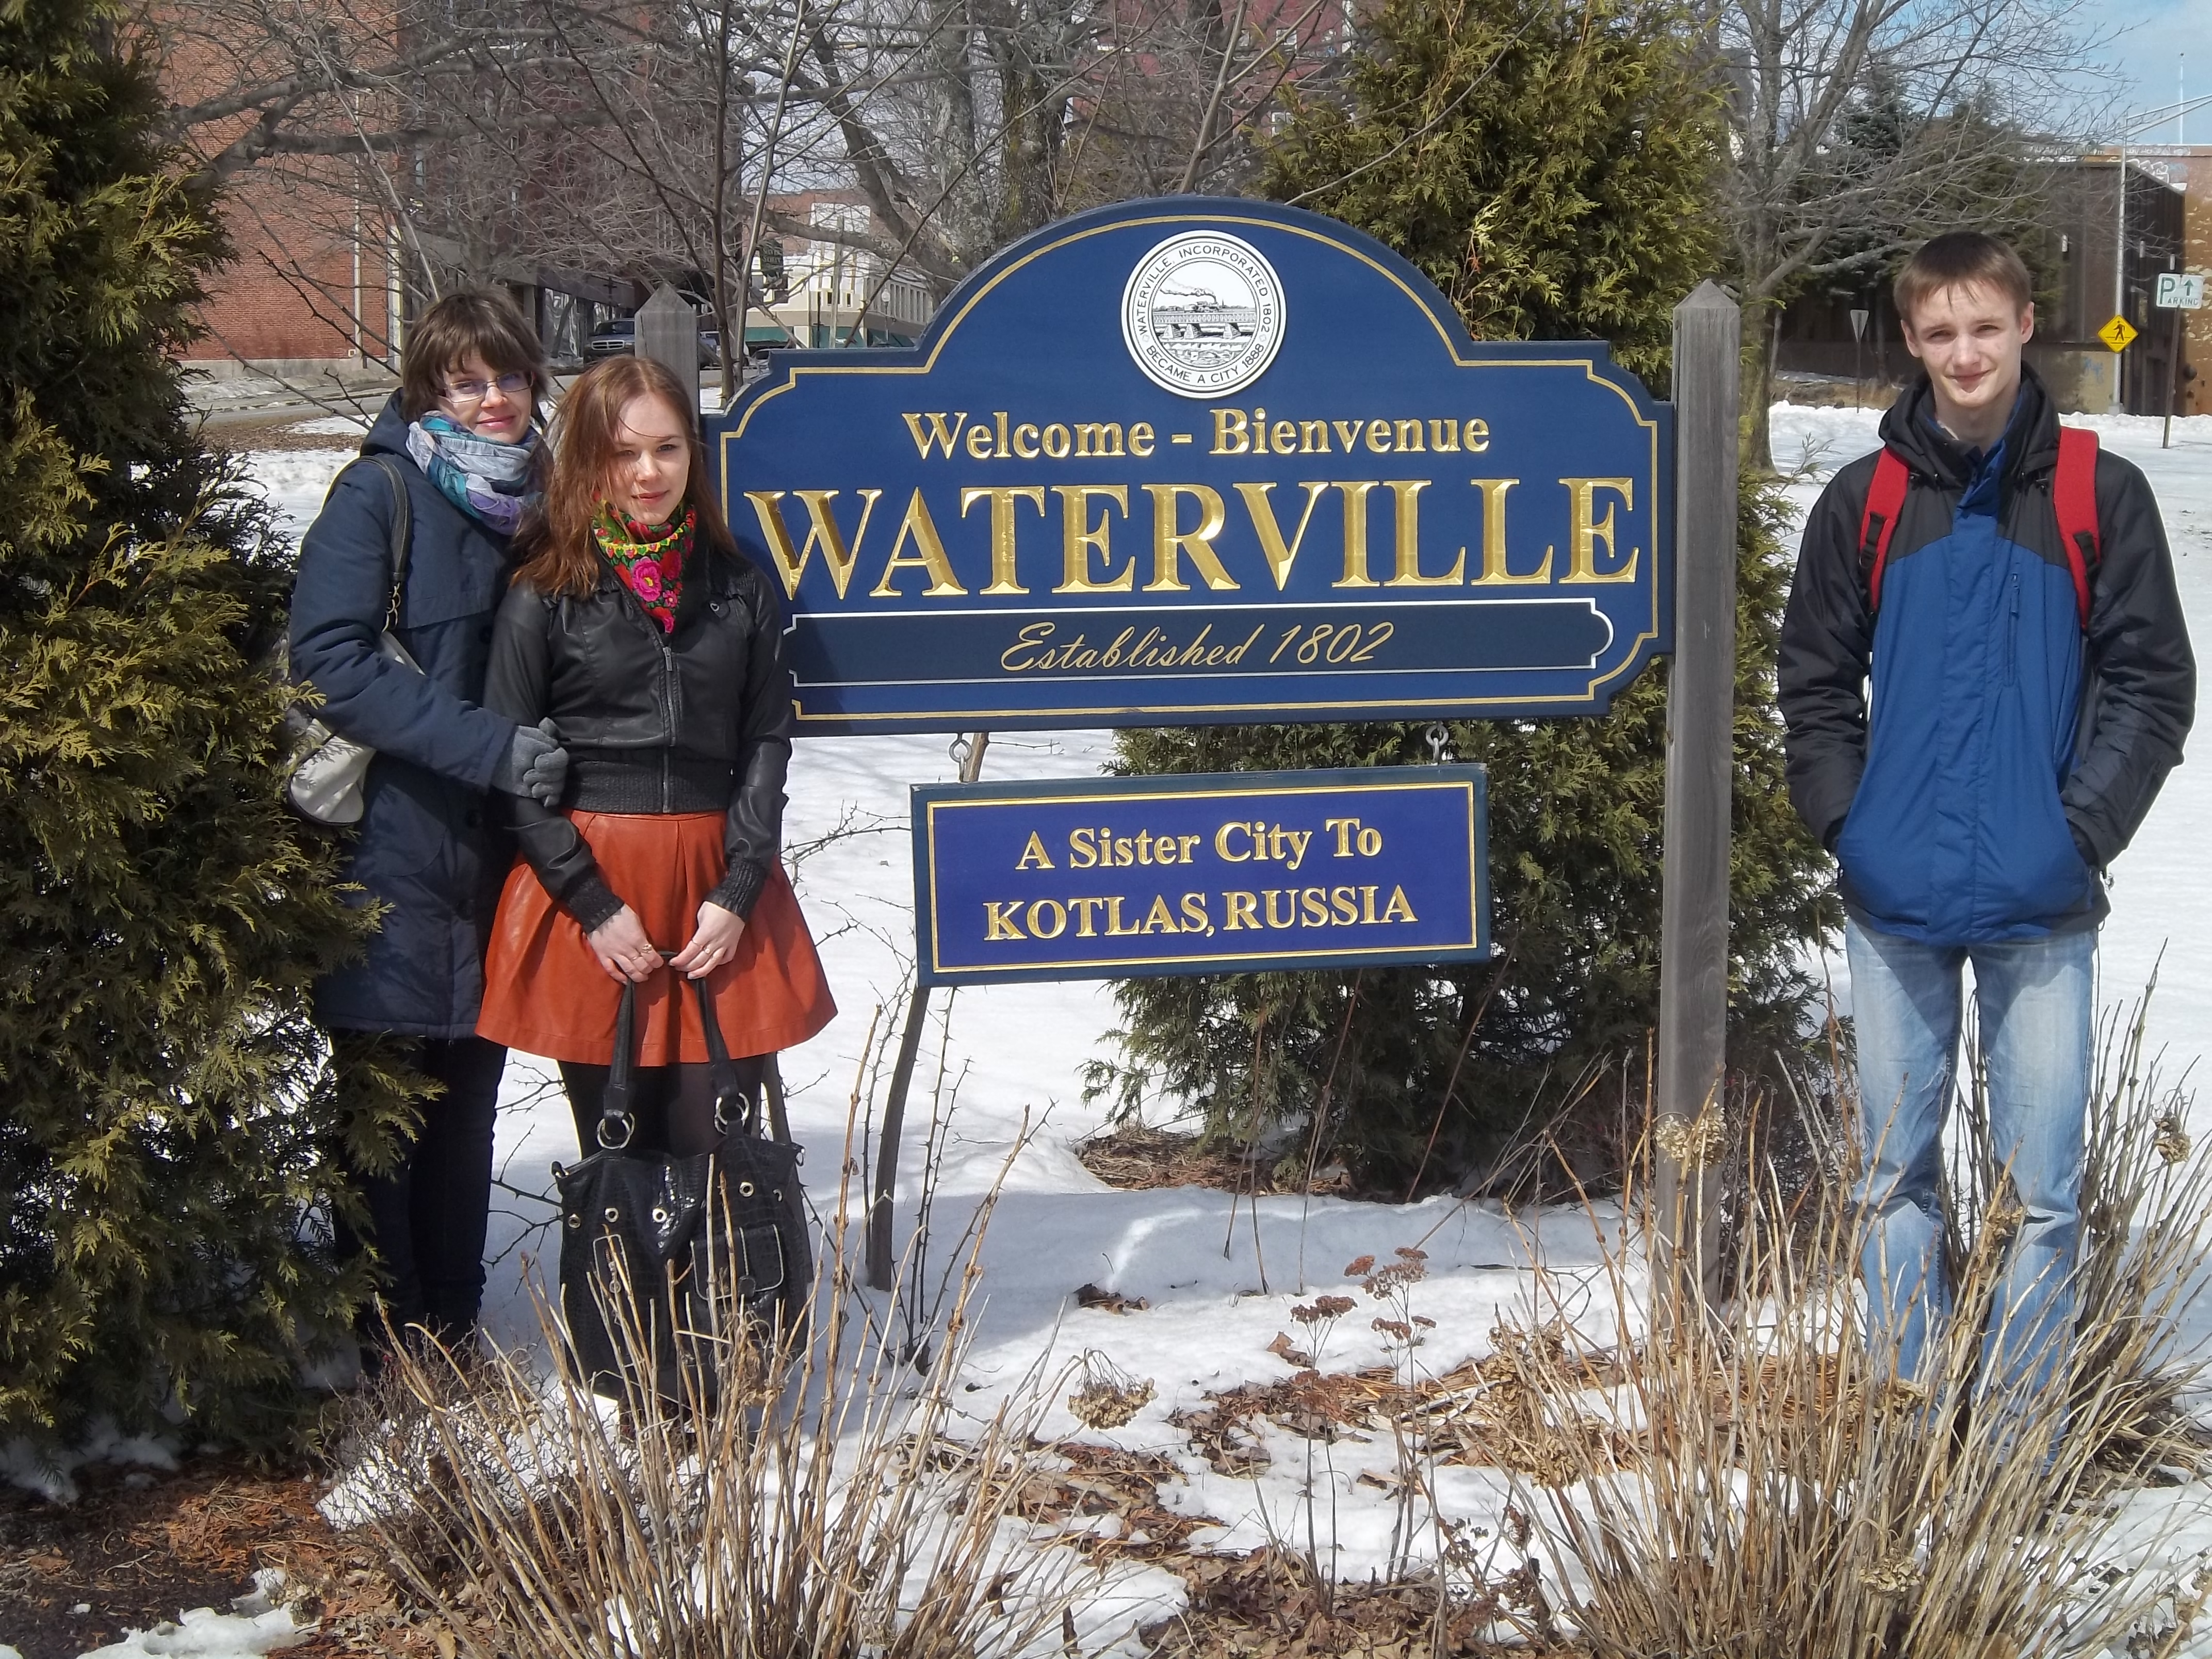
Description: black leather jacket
xmin=483 ymin=538 xmax=794 ymax=933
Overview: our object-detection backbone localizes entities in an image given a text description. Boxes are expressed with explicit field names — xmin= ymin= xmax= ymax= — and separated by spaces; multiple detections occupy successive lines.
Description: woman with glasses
xmin=289 ymin=289 xmax=567 ymax=1365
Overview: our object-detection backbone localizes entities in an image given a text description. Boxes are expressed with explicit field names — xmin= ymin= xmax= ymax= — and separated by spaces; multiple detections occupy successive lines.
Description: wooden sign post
xmin=637 ymin=284 xmax=701 ymax=419
xmin=1654 ymin=281 xmax=1741 ymax=1314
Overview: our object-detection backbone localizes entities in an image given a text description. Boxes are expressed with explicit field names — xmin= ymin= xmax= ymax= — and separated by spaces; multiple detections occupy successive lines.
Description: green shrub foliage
xmin=1091 ymin=0 xmax=1839 ymax=1191
xmin=0 ymin=0 xmax=402 ymax=1443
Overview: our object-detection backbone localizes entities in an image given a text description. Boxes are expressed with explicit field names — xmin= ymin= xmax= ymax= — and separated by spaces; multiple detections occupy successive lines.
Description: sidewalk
xmin=182 ymin=362 xmax=398 ymax=433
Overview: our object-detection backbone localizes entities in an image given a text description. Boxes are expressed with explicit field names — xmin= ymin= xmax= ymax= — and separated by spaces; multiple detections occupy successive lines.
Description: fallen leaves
xmin=1074 ymin=1282 xmax=1150 ymax=1314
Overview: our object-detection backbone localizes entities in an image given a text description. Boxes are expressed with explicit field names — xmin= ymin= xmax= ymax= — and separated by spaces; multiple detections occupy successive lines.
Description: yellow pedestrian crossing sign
xmin=2099 ymin=314 xmax=2138 ymax=352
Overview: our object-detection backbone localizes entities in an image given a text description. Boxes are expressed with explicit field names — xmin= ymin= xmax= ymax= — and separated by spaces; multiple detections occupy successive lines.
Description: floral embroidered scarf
xmin=593 ymin=504 xmax=693 ymax=632
xmin=404 ymin=413 xmax=541 ymax=536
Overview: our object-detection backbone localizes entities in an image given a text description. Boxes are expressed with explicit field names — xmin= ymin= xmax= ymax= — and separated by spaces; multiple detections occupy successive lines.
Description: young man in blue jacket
xmin=1779 ymin=232 xmax=2194 ymax=1393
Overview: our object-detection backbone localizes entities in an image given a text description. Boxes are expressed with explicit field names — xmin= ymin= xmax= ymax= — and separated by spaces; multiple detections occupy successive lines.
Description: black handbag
xmin=554 ymin=973 xmax=811 ymax=1401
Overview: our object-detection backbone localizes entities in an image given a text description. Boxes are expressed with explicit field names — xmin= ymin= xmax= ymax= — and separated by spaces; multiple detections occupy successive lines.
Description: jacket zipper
xmin=599 ymin=558 xmax=682 ymax=811
xmin=2006 ymin=572 xmax=2020 ymax=686
xmin=660 ymin=635 xmax=678 ymax=811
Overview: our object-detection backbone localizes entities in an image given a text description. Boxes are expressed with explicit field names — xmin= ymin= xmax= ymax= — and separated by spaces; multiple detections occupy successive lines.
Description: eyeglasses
xmin=443 ymin=370 xmax=533 ymax=406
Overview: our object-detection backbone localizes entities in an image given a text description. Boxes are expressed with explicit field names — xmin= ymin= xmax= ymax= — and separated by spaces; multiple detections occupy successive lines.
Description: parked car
xmin=584 ymin=316 xmax=636 ymax=361
xmin=584 ymin=314 xmax=722 ymax=368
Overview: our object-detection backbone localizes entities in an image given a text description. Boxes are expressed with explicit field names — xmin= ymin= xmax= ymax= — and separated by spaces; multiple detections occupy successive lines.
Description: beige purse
xmin=286 ymin=458 xmax=420 ymax=826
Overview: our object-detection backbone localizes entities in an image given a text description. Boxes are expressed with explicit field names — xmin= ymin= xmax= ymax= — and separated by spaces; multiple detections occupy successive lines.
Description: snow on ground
xmin=40 ymin=409 xmax=2203 ymax=1658
xmin=66 ymin=1573 xmax=309 ymax=1657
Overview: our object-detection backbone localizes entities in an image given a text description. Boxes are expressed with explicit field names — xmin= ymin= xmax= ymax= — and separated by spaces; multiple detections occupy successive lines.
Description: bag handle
xmin=598 ymin=975 xmax=640 ymax=1149
xmin=691 ymin=976 xmax=759 ymax=1139
xmin=361 ymin=456 xmax=414 ymax=632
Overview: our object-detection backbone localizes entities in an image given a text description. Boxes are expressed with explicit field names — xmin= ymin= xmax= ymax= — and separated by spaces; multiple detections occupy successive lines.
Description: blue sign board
xmin=912 ymin=767 xmax=1487 ymax=986
xmin=713 ymin=198 xmax=1671 ymax=734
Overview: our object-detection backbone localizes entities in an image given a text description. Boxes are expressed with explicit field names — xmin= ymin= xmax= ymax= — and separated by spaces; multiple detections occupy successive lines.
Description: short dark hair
xmin=399 ymin=289 xmax=551 ymax=420
xmin=1894 ymin=232 xmax=2034 ymax=327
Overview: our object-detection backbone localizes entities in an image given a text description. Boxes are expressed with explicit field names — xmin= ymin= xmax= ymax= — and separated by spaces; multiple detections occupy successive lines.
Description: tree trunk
xmin=1741 ymin=294 xmax=1779 ymax=475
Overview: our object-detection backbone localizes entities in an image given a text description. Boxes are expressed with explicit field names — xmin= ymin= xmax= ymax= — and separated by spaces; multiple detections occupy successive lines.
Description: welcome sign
xmin=711 ymin=198 xmax=1672 ymax=733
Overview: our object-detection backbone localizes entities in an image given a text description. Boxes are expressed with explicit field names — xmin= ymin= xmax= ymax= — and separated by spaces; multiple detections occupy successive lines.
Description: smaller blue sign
xmin=912 ymin=767 xmax=1488 ymax=986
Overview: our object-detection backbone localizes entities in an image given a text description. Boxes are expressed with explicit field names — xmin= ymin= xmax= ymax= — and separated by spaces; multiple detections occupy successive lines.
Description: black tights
xmin=332 ymin=1033 xmax=506 ymax=1355
xmin=561 ymin=1057 xmax=766 ymax=1158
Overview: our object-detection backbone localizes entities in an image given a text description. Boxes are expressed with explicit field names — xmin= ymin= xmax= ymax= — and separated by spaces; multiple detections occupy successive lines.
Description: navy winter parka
xmin=288 ymin=396 xmax=524 ymax=1036
xmin=1779 ymin=368 xmax=2194 ymax=946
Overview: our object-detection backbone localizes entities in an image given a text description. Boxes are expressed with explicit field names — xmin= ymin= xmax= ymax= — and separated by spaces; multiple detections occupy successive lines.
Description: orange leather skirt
xmin=476 ymin=810 xmax=835 ymax=1066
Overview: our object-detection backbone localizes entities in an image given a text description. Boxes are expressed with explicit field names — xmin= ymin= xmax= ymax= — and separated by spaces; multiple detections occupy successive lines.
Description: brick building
xmin=1775 ymin=156 xmax=2195 ymax=416
xmin=2110 ymin=145 xmax=2212 ymax=416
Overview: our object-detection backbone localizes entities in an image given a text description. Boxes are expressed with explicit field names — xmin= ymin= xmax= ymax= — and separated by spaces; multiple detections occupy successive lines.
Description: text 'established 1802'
xmin=712 ymin=199 xmax=1673 ymax=734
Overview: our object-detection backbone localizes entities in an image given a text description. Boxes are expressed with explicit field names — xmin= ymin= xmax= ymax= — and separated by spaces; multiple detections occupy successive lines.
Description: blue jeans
xmin=1846 ymin=915 xmax=2094 ymax=1394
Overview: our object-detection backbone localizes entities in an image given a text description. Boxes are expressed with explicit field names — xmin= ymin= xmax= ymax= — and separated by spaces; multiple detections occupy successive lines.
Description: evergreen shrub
xmin=1088 ymin=0 xmax=1839 ymax=1191
xmin=0 ymin=0 xmax=404 ymax=1445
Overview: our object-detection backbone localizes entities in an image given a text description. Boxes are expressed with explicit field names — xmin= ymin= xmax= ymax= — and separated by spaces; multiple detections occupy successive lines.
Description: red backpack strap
xmin=1857 ymin=447 xmax=1911 ymax=612
xmin=2052 ymin=426 xmax=2101 ymax=626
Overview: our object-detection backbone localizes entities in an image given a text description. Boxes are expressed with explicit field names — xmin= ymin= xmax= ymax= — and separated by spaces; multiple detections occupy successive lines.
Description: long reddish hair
xmin=513 ymin=355 xmax=738 ymax=597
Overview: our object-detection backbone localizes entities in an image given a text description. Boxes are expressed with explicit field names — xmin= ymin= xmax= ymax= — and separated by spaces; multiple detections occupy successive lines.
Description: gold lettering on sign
xmin=1559 ymin=478 xmax=1638 ymax=583
xmin=901 ymin=411 xmax=966 ymax=458
xmin=745 ymin=489 xmax=882 ymax=600
xmin=1054 ymin=485 xmax=1132 ymax=592
xmin=960 ymin=486 xmax=1045 ymax=596
xmin=1467 ymin=479 xmax=1549 ymax=585
xmin=1235 ymin=481 xmax=1330 ymax=591
xmin=1384 ymin=480 xmax=1460 ymax=586
xmin=1335 ymin=481 xmax=1380 ymax=588
xmin=1144 ymin=484 xmax=1235 ymax=592
xmin=869 ymin=490 xmax=966 ymax=597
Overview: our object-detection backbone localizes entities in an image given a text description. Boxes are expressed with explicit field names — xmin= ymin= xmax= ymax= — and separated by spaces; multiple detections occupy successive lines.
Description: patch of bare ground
xmin=0 ymin=1447 xmax=481 ymax=1659
xmin=1138 ymin=1545 xmax=1565 ymax=1657
xmin=1077 ymin=1124 xmax=1351 ymax=1196
xmin=202 ymin=416 xmax=366 ymax=453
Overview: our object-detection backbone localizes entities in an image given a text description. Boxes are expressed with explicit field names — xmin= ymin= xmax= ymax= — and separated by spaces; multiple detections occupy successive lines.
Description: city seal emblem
xmin=1120 ymin=232 xmax=1286 ymax=398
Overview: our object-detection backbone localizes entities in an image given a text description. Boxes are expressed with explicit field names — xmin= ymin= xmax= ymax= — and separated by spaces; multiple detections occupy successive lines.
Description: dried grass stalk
xmin=334 ymin=1065 xmax=1099 ymax=1658
xmin=1499 ymin=989 xmax=2209 ymax=1658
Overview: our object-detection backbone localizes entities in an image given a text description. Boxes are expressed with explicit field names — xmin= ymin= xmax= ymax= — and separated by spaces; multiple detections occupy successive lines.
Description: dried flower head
xmin=1343 ymin=1254 xmax=1376 ymax=1278
xmin=1863 ymin=1552 xmax=1924 ymax=1598
xmin=1066 ymin=1352 xmax=1155 ymax=1430
xmin=1654 ymin=1109 xmax=1727 ymax=1170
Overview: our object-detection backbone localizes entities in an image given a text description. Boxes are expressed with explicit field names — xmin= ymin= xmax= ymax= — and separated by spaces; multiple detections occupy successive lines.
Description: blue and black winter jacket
xmin=1779 ymin=369 xmax=2194 ymax=945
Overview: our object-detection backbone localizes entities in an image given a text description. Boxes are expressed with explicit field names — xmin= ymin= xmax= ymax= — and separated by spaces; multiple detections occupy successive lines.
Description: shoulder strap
xmin=597 ymin=977 xmax=639 ymax=1149
xmin=691 ymin=977 xmax=760 ymax=1140
xmin=320 ymin=456 xmax=413 ymax=632
xmin=2052 ymin=426 xmax=2101 ymax=627
xmin=360 ymin=457 xmax=413 ymax=631
xmin=1857 ymin=447 xmax=1911 ymax=614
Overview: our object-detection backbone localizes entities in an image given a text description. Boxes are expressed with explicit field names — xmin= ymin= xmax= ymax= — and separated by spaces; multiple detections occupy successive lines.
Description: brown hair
xmin=512 ymin=355 xmax=738 ymax=598
xmin=1893 ymin=232 xmax=2035 ymax=329
xmin=399 ymin=289 xmax=552 ymax=420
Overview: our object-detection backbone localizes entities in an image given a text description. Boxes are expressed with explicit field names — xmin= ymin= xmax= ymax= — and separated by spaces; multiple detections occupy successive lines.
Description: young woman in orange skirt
xmin=476 ymin=355 xmax=834 ymax=1153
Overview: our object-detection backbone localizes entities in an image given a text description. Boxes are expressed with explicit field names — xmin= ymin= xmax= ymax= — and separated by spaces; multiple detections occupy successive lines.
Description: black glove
xmin=492 ymin=718 xmax=568 ymax=807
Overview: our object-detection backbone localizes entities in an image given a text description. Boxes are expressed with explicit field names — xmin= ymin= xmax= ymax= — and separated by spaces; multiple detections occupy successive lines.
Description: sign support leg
xmin=1654 ymin=283 xmax=1740 ymax=1321
xmin=867 ymin=731 xmax=991 ymax=1292
xmin=2168 ymin=302 xmax=2182 ymax=450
